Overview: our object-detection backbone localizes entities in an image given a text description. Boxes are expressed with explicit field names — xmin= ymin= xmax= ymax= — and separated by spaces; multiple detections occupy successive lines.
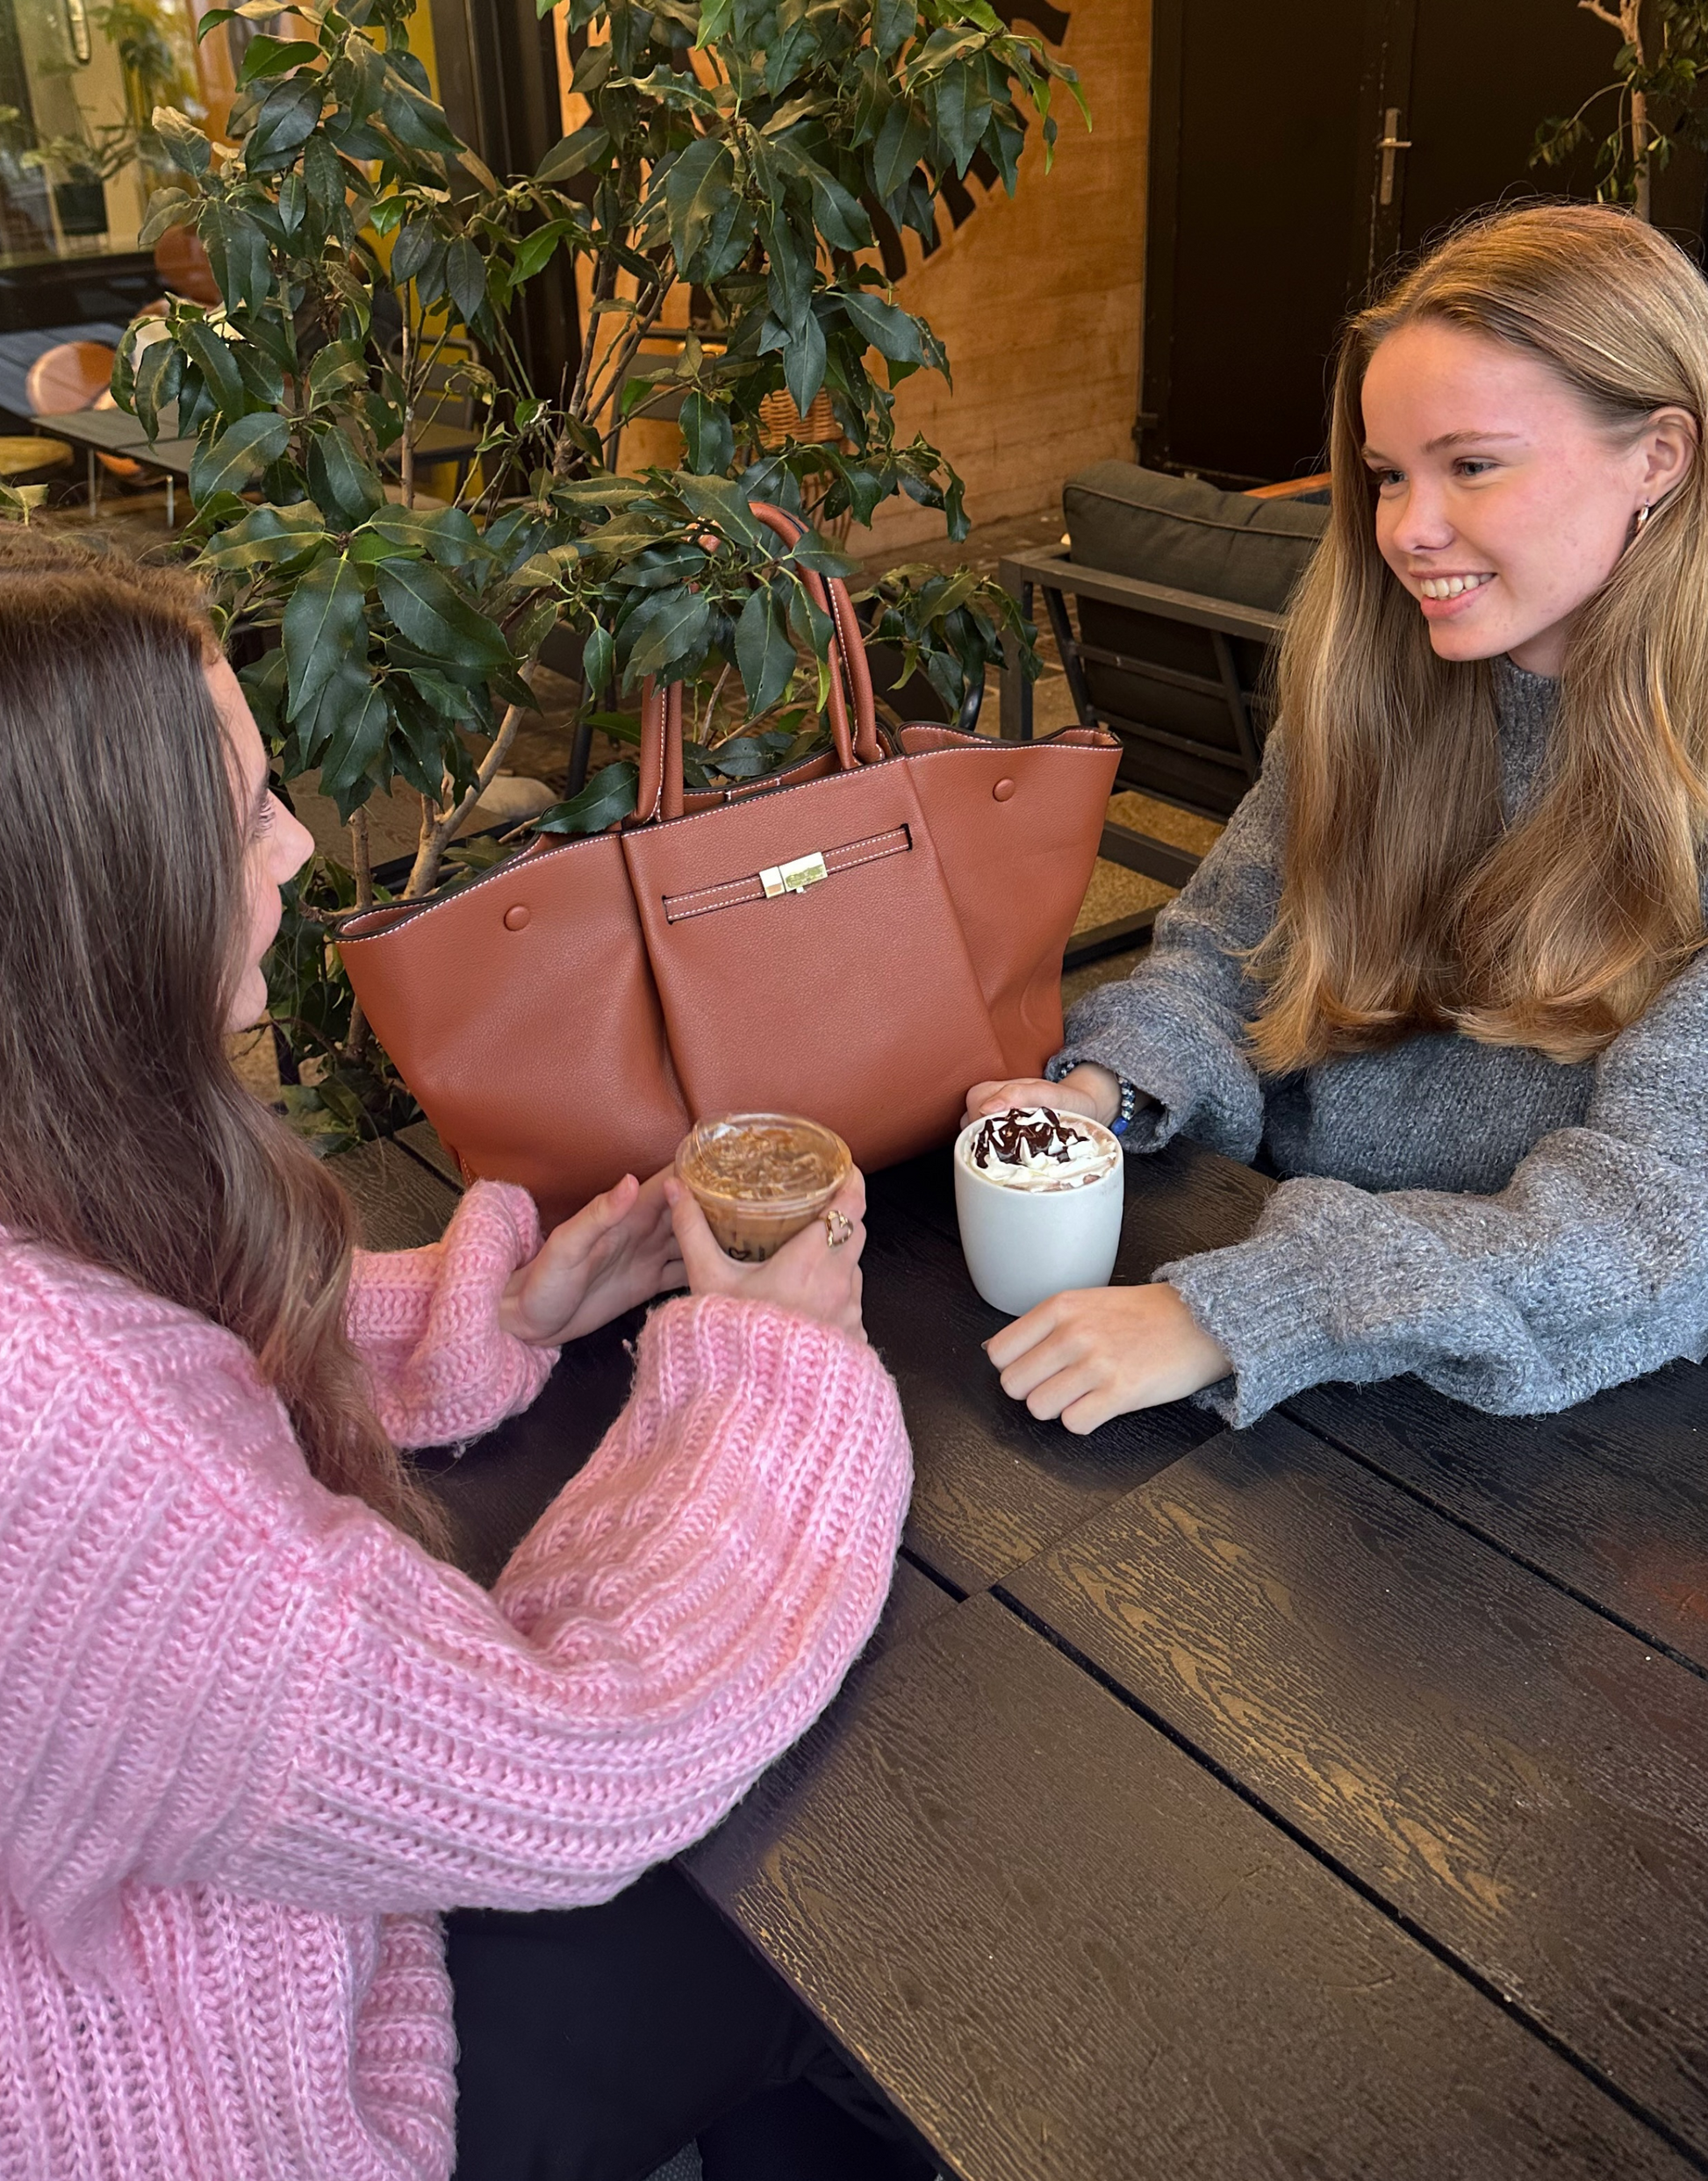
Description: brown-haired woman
xmin=965 ymin=201 xmax=1708 ymax=1431
xmin=0 ymin=533 xmax=930 ymax=2178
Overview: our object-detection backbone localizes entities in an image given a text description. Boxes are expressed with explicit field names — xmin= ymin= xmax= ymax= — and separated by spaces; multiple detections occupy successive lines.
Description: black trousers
xmin=448 ymin=1864 xmax=937 ymax=2181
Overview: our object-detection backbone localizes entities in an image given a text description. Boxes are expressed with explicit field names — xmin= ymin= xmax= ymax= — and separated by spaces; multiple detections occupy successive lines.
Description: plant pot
xmin=52 ymin=178 xmax=107 ymax=240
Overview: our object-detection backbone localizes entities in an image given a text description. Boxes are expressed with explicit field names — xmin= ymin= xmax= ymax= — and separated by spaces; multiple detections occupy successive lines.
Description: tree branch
xmin=402 ymin=669 xmax=536 ymax=899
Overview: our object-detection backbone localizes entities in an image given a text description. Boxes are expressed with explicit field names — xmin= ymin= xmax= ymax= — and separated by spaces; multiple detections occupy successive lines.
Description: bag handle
xmin=634 ymin=499 xmax=881 ymax=824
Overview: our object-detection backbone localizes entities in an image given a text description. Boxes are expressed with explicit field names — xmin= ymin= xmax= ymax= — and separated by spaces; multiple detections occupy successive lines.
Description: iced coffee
xmin=676 ymin=1113 xmax=852 ymax=1262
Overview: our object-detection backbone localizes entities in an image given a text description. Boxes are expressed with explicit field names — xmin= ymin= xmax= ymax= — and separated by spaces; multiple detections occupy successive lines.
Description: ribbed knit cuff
xmin=351 ymin=1181 xmax=556 ymax=1449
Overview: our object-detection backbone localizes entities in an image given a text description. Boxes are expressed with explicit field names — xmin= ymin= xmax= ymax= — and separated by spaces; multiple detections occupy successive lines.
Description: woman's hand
xmin=986 ymin=1281 xmax=1231 ymax=1432
xmin=963 ymin=1062 xmax=1120 ymax=1129
xmin=499 ymin=1169 xmax=685 ymax=1346
xmin=664 ymin=1170 xmax=868 ymax=1344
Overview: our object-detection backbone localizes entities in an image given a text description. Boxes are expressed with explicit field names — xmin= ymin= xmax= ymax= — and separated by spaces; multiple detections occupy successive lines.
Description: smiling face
xmin=206 ymin=655 xmax=315 ymax=1034
xmin=1360 ymin=319 xmax=1696 ymax=677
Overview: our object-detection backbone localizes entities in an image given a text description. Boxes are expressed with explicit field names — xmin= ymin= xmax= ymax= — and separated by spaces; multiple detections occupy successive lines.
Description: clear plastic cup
xmin=676 ymin=1113 xmax=852 ymax=1263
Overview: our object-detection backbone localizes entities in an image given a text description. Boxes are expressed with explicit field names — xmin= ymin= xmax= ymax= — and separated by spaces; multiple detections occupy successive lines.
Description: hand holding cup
xmin=665 ymin=1169 xmax=867 ymax=1343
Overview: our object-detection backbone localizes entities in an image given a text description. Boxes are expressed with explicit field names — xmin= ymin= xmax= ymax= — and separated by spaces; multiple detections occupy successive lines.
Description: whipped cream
xmin=961 ymin=1107 xmax=1119 ymax=1192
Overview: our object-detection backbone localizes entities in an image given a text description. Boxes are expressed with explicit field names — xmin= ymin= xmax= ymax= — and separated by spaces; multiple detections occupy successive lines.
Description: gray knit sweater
xmin=1053 ymin=658 xmax=1708 ymax=1426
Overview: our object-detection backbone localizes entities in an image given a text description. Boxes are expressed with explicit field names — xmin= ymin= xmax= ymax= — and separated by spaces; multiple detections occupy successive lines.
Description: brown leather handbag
xmin=338 ymin=506 xmax=1120 ymax=1223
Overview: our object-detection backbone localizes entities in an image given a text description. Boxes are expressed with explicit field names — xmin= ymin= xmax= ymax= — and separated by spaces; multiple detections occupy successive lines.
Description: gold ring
xmin=823 ymin=1209 xmax=854 ymax=1250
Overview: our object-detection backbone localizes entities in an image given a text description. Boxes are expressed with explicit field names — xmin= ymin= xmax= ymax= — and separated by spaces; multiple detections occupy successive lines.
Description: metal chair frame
xmin=997 ymin=540 xmax=1285 ymax=963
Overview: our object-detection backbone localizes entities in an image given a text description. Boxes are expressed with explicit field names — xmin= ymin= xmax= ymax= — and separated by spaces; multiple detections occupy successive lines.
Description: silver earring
xmin=1634 ymin=501 xmax=1653 ymax=534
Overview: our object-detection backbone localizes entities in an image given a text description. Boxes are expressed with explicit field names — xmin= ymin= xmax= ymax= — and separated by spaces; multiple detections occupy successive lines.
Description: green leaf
xmin=535 ymin=121 xmax=610 ymax=183
xmin=247 ymin=77 xmax=323 ymax=169
xmin=673 ymin=469 xmax=766 ymax=546
xmin=873 ymin=0 xmax=915 ymax=59
xmin=783 ymin=305 xmax=827 ymax=414
xmin=239 ymin=34 xmax=321 ymax=82
xmin=305 ymin=338 xmax=368 ymax=411
xmin=840 ymin=286 xmax=925 ymax=366
xmin=366 ymin=503 xmax=484 ymax=563
xmin=300 ymin=133 xmax=348 ymax=234
xmin=931 ymin=61 xmax=992 ymax=176
xmin=736 ymin=584 xmax=794 ymax=717
xmin=532 ymin=760 xmax=638 ymax=836
xmin=623 ymin=584 xmax=711 ymax=683
xmin=307 ymin=427 xmax=384 ymax=527
xmin=581 ymin=620 xmax=614 ymax=701
xmin=664 ymin=135 xmax=737 ymax=270
xmin=132 ymin=337 xmax=183 ymax=440
xmin=151 ymin=104 xmax=212 ymax=176
xmin=388 ymin=216 xmax=436 ymax=286
xmin=807 ymin=166 xmax=871 ymax=251
xmin=284 ymin=554 xmax=369 ymax=715
xmin=446 ymin=235 xmax=487 ymax=326
xmin=509 ymin=216 xmax=576 ymax=285
xmin=177 ymin=315 xmax=246 ymax=413
xmin=317 ymin=678 xmax=391 ymax=820
xmin=190 ymin=409 xmax=292 ymax=502
xmin=202 ymin=202 xmax=271 ymax=316
xmin=380 ymin=83 xmax=463 ymax=155
xmin=786 ymin=576 xmax=836 ymax=708
xmin=138 ymin=185 xmax=198 ymax=248
xmin=789 ymin=527 xmax=861 ymax=579
xmin=872 ymin=103 xmax=929 ymax=205
xmin=679 ymin=390 xmax=735 ymax=476
xmin=764 ymin=211 xmax=814 ymax=334
xmin=377 ymin=558 xmax=513 ymax=669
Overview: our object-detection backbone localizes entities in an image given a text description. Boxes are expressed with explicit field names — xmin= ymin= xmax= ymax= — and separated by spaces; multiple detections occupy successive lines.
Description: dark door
xmin=1142 ymin=0 xmax=1707 ymax=486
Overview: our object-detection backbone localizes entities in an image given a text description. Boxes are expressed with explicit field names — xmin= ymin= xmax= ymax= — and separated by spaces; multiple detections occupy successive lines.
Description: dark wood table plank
xmin=390 ymin=1131 xmax=1269 ymax=1596
xmin=1004 ymin=1415 xmax=1708 ymax=2161
xmin=863 ymin=1136 xmax=1272 ymax=1591
xmin=1287 ymin=1367 xmax=1708 ymax=1676
xmin=396 ymin=1118 xmax=463 ymax=1187
xmin=334 ymin=1137 xmax=461 ymax=1252
xmin=861 ymin=1204 xmax=1216 ymax=1593
xmin=689 ymin=1591 xmax=1690 ymax=2181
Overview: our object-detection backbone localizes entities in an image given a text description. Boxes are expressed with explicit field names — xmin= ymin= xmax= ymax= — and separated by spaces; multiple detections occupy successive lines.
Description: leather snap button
xmin=993 ymin=777 xmax=1016 ymax=802
xmin=502 ymin=903 xmax=530 ymax=931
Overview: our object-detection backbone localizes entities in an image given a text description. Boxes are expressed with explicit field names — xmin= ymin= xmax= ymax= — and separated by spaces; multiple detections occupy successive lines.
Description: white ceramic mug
xmin=952 ymin=1113 xmax=1125 ymax=1316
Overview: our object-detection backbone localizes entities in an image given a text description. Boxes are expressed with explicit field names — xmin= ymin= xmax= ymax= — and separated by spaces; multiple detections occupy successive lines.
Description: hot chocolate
xmin=954 ymin=1105 xmax=1124 ymax=1316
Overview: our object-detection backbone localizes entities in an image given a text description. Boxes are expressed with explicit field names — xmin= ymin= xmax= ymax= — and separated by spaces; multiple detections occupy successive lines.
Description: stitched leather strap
xmin=634 ymin=500 xmax=880 ymax=824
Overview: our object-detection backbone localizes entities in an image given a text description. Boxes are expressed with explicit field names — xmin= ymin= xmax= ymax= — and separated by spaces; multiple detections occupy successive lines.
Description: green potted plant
xmin=1532 ymin=0 xmax=1708 ymax=219
xmin=117 ymin=0 xmax=1077 ymax=1146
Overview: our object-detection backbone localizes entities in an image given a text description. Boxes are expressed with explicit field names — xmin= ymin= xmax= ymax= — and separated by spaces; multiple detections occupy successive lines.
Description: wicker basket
xmin=754 ymin=388 xmax=852 ymax=542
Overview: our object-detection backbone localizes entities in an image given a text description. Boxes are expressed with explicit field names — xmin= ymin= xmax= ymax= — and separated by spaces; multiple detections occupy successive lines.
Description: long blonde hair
xmin=0 ymin=532 xmax=444 ymax=1547
xmin=1252 ymin=203 xmax=1708 ymax=1073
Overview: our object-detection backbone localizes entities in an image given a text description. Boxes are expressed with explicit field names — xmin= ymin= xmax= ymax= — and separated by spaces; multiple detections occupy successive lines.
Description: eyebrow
xmin=1362 ymin=429 xmax=1527 ymax=461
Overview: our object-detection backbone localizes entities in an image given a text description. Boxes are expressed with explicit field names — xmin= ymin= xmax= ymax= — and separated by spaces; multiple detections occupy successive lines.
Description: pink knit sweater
xmin=0 ymin=1181 xmax=912 ymax=2181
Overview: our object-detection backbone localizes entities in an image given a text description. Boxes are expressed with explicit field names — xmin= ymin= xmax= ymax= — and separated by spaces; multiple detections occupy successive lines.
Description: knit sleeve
xmin=0 ymin=1290 xmax=910 ymax=1951
xmin=1050 ymin=738 xmax=1286 ymax=1165
xmin=345 ymin=1180 xmax=556 ymax=1447
xmin=1159 ymin=947 xmax=1708 ymax=1426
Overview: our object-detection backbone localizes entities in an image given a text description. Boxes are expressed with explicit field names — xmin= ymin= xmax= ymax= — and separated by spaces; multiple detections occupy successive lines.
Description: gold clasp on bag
xmin=759 ymin=851 xmax=828 ymax=898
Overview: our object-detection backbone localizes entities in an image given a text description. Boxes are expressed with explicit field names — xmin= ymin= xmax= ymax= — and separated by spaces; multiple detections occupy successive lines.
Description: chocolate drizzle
xmin=970 ymin=1107 xmax=1083 ymax=1173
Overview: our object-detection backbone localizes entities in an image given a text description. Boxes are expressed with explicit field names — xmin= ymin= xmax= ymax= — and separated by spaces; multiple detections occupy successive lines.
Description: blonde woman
xmin=967 ymin=203 xmax=1708 ymax=1431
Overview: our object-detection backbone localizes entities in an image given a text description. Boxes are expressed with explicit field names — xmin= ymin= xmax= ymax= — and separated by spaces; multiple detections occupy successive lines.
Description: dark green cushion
xmin=1063 ymin=462 xmax=1327 ymax=614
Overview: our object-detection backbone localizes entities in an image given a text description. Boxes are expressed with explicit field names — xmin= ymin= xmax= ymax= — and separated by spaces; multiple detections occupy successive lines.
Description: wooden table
xmin=30 ymin=405 xmax=195 ymax=525
xmin=337 ymin=1125 xmax=1708 ymax=2181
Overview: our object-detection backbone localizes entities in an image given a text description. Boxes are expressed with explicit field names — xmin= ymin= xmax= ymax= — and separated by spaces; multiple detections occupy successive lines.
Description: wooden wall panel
xmin=857 ymin=0 xmax=1151 ymax=554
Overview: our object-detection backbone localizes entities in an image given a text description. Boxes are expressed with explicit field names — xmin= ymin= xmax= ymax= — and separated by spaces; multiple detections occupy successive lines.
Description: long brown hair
xmin=0 ymin=531 xmax=442 ymax=1546
xmin=1252 ymin=203 xmax=1708 ymax=1073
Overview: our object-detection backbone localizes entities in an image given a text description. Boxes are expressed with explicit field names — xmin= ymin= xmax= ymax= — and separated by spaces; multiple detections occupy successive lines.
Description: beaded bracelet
xmin=1108 ymin=1075 xmax=1142 ymax=1138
